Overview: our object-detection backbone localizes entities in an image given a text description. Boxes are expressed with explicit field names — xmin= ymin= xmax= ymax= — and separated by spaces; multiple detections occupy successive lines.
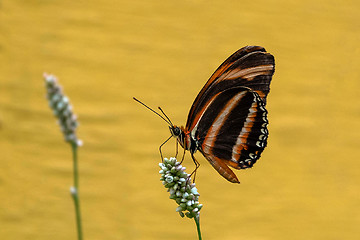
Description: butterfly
xmin=134 ymin=46 xmax=275 ymax=183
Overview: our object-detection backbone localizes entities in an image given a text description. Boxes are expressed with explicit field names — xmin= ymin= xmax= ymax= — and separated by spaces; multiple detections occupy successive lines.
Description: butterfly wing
xmin=186 ymin=46 xmax=275 ymax=183
xmin=186 ymin=46 xmax=274 ymax=132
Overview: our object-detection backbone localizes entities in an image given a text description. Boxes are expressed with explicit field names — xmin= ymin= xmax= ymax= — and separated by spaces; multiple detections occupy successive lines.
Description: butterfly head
xmin=169 ymin=125 xmax=181 ymax=137
xmin=169 ymin=125 xmax=187 ymax=149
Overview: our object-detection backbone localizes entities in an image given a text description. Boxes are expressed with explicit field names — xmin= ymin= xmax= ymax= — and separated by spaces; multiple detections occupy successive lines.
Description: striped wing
xmin=186 ymin=46 xmax=274 ymax=183
xmin=194 ymin=88 xmax=269 ymax=183
xmin=186 ymin=46 xmax=274 ymax=132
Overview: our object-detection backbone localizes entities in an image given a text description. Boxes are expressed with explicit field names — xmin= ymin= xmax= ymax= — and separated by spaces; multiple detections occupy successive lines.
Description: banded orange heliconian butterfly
xmin=134 ymin=45 xmax=275 ymax=183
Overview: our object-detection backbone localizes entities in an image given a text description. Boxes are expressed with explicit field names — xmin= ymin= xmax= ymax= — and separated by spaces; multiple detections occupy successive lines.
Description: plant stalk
xmin=194 ymin=215 xmax=202 ymax=240
xmin=71 ymin=142 xmax=83 ymax=240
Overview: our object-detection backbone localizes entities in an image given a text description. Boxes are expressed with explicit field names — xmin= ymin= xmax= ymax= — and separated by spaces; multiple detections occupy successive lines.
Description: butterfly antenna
xmin=133 ymin=97 xmax=172 ymax=126
xmin=158 ymin=106 xmax=174 ymax=126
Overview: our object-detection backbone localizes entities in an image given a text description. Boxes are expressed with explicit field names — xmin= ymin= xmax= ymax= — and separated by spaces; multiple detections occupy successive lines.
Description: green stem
xmin=71 ymin=142 xmax=83 ymax=240
xmin=194 ymin=215 xmax=202 ymax=240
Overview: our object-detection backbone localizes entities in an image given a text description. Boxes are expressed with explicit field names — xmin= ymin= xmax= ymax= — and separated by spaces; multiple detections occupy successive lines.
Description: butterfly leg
xmin=175 ymin=140 xmax=179 ymax=158
xmin=180 ymin=146 xmax=186 ymax=164
xmin=159 ymin=135 xmax=172 ymax=162
xmin=189 ymin=153 xmax=200 ymax=183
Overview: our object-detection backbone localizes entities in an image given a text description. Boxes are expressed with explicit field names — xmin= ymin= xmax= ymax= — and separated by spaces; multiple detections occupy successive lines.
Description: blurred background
xmin=1 ymin=0 xmax=359 ymax=239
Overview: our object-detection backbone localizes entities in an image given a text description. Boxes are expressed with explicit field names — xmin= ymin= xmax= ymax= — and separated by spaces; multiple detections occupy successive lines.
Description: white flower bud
xmin=176 ymin=206 xmax=184 ymax=212
xmin=165 ymin=176 xmax=174 ymax=183
xmin=175 ymin=165 xmax=183 ymax=171
xmin=191 ymin=187 xmax=200 ymax=196
xmin=70 ymin=186 xmax=77 ymax=195
xmin=169 ymin=188 xmax=176 ymax=195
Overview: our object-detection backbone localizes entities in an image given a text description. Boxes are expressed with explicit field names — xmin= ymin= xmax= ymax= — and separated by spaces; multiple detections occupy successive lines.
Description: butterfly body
xmin=170 ymin=46 xmax=275 ymax=183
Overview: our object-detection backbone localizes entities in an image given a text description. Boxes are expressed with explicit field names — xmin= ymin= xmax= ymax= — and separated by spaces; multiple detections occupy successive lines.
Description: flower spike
xmin=44 ymin=73 xmax=82 ymax=146
xmin=159 ymin=157 xmax=203 ymax=219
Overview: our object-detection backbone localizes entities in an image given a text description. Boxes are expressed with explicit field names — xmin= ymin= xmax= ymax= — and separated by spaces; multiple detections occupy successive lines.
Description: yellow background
xmin=1 ymin=0 xmax=359 ymax=239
